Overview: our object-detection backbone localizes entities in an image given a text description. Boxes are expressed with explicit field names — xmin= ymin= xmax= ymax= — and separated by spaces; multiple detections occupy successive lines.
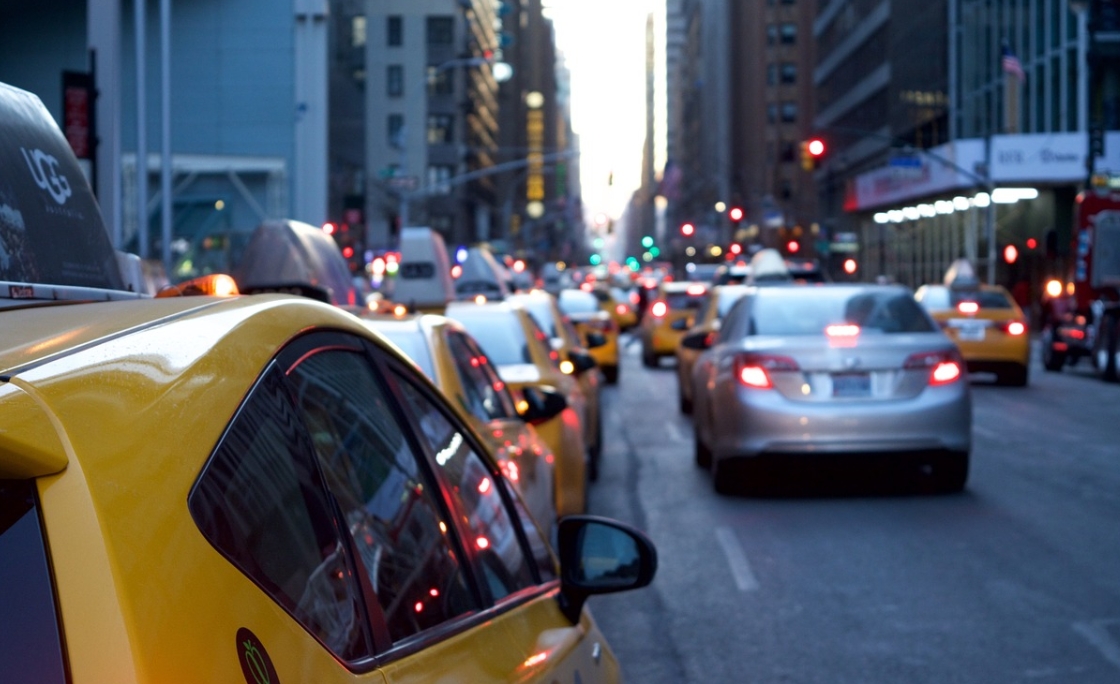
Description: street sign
xmin=387 ymin=176 xmax=419 ymax=191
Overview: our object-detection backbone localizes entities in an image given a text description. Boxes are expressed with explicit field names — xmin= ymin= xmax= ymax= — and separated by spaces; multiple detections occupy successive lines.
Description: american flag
xmin=1002 ymin=44 xmax=1025 ymax=82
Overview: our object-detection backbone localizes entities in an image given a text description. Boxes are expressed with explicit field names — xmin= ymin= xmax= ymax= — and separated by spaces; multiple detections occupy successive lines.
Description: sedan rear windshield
xmin=666 ymin=292 xmax=706 ymax=311
xmin=750 ymin=289 xmax=937 ymax=335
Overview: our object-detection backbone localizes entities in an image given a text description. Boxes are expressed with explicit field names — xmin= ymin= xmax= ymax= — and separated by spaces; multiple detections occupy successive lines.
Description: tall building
xmin=835 ymin=0 xmax=1120 ymax=291
xmin=364 ymin=0 xmax=502 ymax=251
xmin=730 ymin=0 xmax=819 ymax=252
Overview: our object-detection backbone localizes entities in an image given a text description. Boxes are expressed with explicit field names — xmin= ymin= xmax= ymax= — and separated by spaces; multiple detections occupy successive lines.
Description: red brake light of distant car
xmin=581 ymin=282 xmax=593 ymax=292
xmin=687 ymin=284 xmax=707 ymax=296
xmin=957 ymin=301 xmax=980 ymax=315
xmin=616 ymin=303 xmax=629 ymax=315
xmin=1003 ymin=321 xmax=1027 ymax=336
xmin=650 ymin=301 xmax=668 ymax=318
xmin=629 ymin=291 xmax=640 ymax=305
xmin=904 ymin=351 xmax=963 ymax=386
xmin=643 ymin=278 xmax=658 ymax=289
xmin=734 ymin=354 xmax=799 ymax=389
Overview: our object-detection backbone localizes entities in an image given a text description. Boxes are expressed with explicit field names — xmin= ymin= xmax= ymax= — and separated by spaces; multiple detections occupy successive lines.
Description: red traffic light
xmin=1003 ymin=244 xmax=1019 ymax=264
xmin=807 ymin=138 xmax=825 ymax=157
xmin=786 ymin=240 xmax=800 ymax=254
xmin=1026 ymin=237 xmax=1038 ymax=250
xmin=728 ymin=206 xmax=744 ymax=222
xmin=729 ymin=243 xmax=742 ymax=255
xmin=681 ymin=222 xmax=695 ymax=237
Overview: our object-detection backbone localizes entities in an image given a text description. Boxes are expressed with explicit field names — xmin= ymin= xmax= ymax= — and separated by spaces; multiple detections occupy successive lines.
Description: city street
xmin=587 ymin=336 xmax=1120 ymax=683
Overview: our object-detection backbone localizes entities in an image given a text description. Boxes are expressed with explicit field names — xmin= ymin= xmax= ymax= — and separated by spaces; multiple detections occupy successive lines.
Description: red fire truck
xmin=1040 ymin=178 xmax=1120 ymax=381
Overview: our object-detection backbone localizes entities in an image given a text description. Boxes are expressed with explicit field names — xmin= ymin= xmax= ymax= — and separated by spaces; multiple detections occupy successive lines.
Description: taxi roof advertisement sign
xmin=0 ymin=82 xmax=124 ymax=291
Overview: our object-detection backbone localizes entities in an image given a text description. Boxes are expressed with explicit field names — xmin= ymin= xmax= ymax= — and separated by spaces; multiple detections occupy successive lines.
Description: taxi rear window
xmin=920 ymin=287 xmax=1013 ymax=310
xmin=666 ymin=292 xmax=706 ymax=310
xmin=0 ymin=480 xmax=68 ymax=684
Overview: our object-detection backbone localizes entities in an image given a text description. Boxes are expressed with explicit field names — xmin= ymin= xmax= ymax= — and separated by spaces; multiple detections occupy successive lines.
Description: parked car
xmin=688 ymin=284 xmax=972 ymax=494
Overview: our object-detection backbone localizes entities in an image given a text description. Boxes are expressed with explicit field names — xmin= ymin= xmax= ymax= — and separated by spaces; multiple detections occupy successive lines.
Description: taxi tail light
xmin=616 ymin=303 xmax=629 ymax=316
xmin=1002 ymin=321 xmax=1027 ymax=336
xmin=650 ymin=301 xmax=668 ymax=318
xmin=904 ymin=350 xmax=963 ymax=386
xmin=734 ymin=353 xmax=799 ymax=390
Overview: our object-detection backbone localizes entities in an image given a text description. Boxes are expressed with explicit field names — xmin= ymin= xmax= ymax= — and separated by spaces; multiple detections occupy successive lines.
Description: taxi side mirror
xmin=680 ymin=330 xmax=713 ymax=350
xmin=585 ymin=331 xmax=608 ymax=349
xmin=518 ymin=386 xmax=568 ymax=425
xmin=556 ymin=515 xmax=658 ymax=623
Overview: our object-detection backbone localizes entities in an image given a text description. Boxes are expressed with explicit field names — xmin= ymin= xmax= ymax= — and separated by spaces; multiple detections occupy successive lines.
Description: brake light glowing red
xmin=1004 ymin=321 xmax=1026 ymax=336
xmin=651 ymin=301 xmax=668 ymax=317
xmin=957 ymin=301 xmax=980 ymax=315
xmin=734 ymin=354 xmax=799 ymax=389
xmin=687 ymin=284 xmax=707 ymax=296
xmin=616 ymin=303 xmax=628 ymax=315
xmin=904 ymin=351 xmax=964 ymax=386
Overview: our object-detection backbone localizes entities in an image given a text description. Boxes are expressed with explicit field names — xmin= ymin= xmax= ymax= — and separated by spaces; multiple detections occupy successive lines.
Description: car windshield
xmin=749 ymin=288 xmax=938 ymax=336
xmin=558 ymin=290 xmax=600 ymax=314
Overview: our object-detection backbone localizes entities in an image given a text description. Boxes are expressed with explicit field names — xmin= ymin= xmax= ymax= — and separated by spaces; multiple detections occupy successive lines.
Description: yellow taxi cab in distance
xmin=362 ymin=313 xmax=560 ymax=534
xmin=0 ymin=80 xmax=658 ymax=684
xmin=592 ymin=285 xmax=639 ymax=331
xmin=445 ymin=300 xmax=596 ymax=512
xmin=558 ymin=288 xmax=621 ymax=384
xmin=639 ymin=280 xmax=710 ymax=367
xmin=506 ymin=291 xmax=604 ymax=479
xmin=915 ymin=261 xmax=1031 ymax=386
xmin=675 ymin=284 xmax=750 ymax=413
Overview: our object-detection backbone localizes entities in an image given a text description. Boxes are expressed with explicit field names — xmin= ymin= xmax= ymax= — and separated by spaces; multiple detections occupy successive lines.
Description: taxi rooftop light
xmin=156 ymin=274 xmax=240 ymax=298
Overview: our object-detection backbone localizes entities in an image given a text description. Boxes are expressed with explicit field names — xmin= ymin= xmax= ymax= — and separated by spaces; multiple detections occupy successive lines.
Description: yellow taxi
xmin=638 ymin=281 xmax=710 ymax=367
xmin=506 ymin=291 xmax=604 ymax=477
xmin=915 ymin=264 xmax=1031 ymax=386
xmin=593 ymin=285 xmax=639 ymax=331
xmin=0 ymin=80 xmax=657 ymax=684
xmin=558 ymin=288 xmax=621 ymax=384
xmin=675 ymin=284 xmax=750 ymax=413
xmin=445 ymin=300 xmax=596 ymax=512
xmin=362 ymin=313 xmax=561 ymax=533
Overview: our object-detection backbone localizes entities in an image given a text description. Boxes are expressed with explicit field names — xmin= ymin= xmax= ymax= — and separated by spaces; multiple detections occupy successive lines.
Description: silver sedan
xmin=688 ymin=284 xmax=972 ymax=494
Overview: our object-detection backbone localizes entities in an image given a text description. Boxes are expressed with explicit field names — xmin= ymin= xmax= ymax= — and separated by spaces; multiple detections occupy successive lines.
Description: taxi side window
xmin=447 ymin=331 xmax=516 ymax=422
xmin=189 ymin=365 xmax=370 ymax=662
xmin=390 ymin=371 xmax=538 ymax=602
xmin=285 ymin=348 xmax=480 ymax=646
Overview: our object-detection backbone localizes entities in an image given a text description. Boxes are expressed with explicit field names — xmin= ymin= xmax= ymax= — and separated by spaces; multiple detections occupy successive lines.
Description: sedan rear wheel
xmin=936 ymin=452 xmax=969 ymax=493
xmin=711 ymin=456 xmax=739 ymax=495
xmin=1041 ymin=326 xmax=1066 ymax=372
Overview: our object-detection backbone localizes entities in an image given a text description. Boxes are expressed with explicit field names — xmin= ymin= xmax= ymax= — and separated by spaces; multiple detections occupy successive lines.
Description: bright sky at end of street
xmin=544 ymin=0 xmax=666 ymax=225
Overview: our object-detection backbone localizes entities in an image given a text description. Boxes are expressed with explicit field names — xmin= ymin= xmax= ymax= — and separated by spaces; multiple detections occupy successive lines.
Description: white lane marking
xmin=715 ymin=526 xmax=759 ymax=592
xmin=1073 ymin=620 xmax=1120 ymax=671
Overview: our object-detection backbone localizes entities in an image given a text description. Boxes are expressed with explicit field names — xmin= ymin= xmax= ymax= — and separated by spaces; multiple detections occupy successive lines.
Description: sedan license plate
xmin=832 ymin=373 xmax=871 ymax=398
xmin=956 ymin=323 xmax=985 ymax=341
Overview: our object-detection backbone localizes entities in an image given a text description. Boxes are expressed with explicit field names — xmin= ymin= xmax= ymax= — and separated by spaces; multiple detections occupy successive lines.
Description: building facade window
xmin=780 ymin=140 xmax=796 ymax=162
xmin=767 ymin=24 xmax=778 ymax=45
xmin=767 ymin=103 xmax=778 ymax=124
xmin=388 ymin=114 xmax=404 ymax=147
xmin=427 ymin=16 xmax=454 ymax=45
xmin=780 ymin=101 xmax=797 ymax=122
xmin=767 ymin=63 xmax=777 ymax=86
xmin=387 ymin=65 xmax=403 ymax=97
xmin=780 ymin=62 xmax=796 ymax=84
xmin=351 ymin=16 xmax=366 ymax=49
xmin=387 ymin=15 xmax=402 ymax=46
xmin=427 ymin=115 xmax=454 ymax=144
xmin=426 ymin=66 xmax=453 ymax=96
xmin=427 ymin=165 xmax=454 ymax=194
xmin=780 ymin=23 xmax=796 ymax=44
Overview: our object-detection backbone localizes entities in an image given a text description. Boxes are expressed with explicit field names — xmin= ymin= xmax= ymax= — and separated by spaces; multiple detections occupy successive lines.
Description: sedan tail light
xmin=734 ymin=353 xmax=799 ymax=389
xmin=904 ymin=350 xmax=964 ymax=386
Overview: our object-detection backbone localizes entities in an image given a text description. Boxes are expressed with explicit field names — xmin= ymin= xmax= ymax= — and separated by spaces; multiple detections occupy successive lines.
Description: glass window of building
xmin=780 ymin=23 xmax=796 ymax=44
xmin=427 ymin=115 xmax=454 ymax=144
xmin=427 ymin=165 xmax=453 ymax=194
xmin=351 ymin=16 xmax=366 ymax=49
xmin=767 ymin=103 xmax=778 ymax=124
xmin=780 ymin=101 xmax=797 ymax=122
xmin=427 ymin=16 xmax=454 ymax=45
xmin=387 ymin=65 xmax=403 ymax=97
xmin=767 ymin=63 xmax=777 ymax=86
xmin=387 ymin=15 xmax=402 ymax=46
xmin=426 ymin=66 xmax=453 ymax=96
xmin=388 ymin=114 xmax=404 ymax=147
xmin=780 ymin=62 xmax=796 ymax=84
xmin=767 ymin=24 xmax=777 ymax=45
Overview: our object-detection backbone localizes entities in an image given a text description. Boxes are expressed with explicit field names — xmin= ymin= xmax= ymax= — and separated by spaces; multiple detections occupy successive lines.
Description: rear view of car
xmin=915 ymin=281 xmax=1031 ymax=386
xmin=691 ymin=285 xmax=972 ymax=494
xmin=639 ymin=281 xmax=709 ymax=366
